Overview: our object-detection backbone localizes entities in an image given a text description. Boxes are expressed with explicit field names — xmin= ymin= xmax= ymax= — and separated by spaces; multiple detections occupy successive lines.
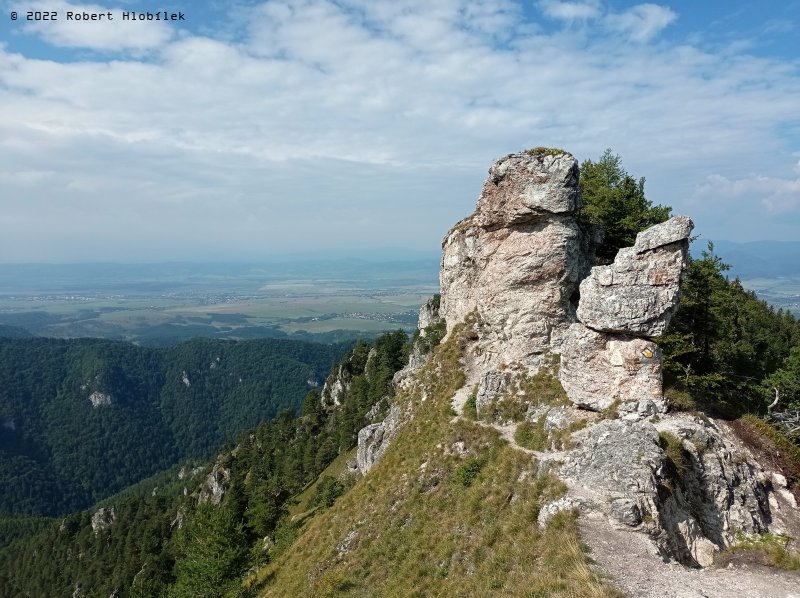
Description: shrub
xmin=463 ymin=387 xmax=478 ymax=420
xmin=453 ymin=457 xmax=483 ymax=487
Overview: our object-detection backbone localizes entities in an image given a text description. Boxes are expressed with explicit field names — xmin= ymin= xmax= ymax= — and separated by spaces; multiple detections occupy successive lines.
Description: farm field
xmin=0 ymin=260 xmax=439 ymax=344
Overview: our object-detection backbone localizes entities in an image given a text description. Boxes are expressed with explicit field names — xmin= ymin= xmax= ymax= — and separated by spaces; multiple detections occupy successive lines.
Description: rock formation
xmin=356 ymin=404 xmax=401 ymax=475
xmin=561 ymin=414 xmax=772 ymax=567
xmin=91 ymin=506 xmax=116 ymax=535
xmin=559 ymin=215 xmax=692 ymax=415
xmin=439 ymin=150 xmax=591 ymax=365
xmin=576 ymin=216 xmax=693 ymax=336
xmin=356 ymin=289 xmax=446 ymax=474
xmin=431 ymin=148 xmax=795 ymax=571
xmin=197 ymin=464 xmax=230 ymax=505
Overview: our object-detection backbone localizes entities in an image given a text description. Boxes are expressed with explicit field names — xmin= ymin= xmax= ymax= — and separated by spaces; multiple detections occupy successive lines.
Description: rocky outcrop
xmin=576 ymin=216 xmax=693 ymax=337
xmin=429 ymin=148 xmax=796 ymax=574
xmin=474 ymin=370 xmax=512 ymax=419
xmin=440 ymin=150 xmax=591 ymax=365
xmin=89 ymin=391 xmax=112 ymax=408
xmin=560 ymin=215 xmax=692 ymax=415
xmin=561 ymin=415 xmax=772 ymax=567
xmin=91 ymin=506 xmax=116 ymax=535
xmin=559 ymin=324 xmax=665 ymax=415
xmin=357 ymin=404 xmax=401 ymax=475
xmin=417 ymin=294 xmax=442 ymax=334
xmin=356 ymin=292 xmax=445 ymax=473
xmin=321 ymin=367 xmax=348 ymax=407
xmin=197 ymin=464 xmax=230 ymax=505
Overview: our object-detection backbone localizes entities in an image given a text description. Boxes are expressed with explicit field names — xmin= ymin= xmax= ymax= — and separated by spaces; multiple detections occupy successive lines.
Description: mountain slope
xmin=250 ymin=319 xmax=618 ymax=597
xmin=0 ymin=336 xmax=347 ymax=516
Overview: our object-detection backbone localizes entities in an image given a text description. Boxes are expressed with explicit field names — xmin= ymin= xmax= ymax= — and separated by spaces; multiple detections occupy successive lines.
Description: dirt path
xmin=580 ymin=508 xmax=800 ymax=598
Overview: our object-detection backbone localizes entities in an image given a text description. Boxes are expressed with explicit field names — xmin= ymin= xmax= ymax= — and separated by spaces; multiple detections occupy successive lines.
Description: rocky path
xmin=449 ymin=359 xmax=800 ymax=598
xmin=581 ymin=510 xmax=800 ymax=598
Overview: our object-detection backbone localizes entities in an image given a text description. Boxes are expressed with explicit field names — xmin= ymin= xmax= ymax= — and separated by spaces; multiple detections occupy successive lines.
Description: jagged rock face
xmin=652 ymin=416 xmax=771 ymax=566
xmin=198 ymin=464 xmax=230 ymax=505
xmin=474 ymin=152 xmax=581 ymax=227
xmin=475 ymin=370 xmax=511 ymax=419
xmin=559 ymin=324 xmax=665 ymax=414
xmin=562 ymin=416 xmax=772 ymax=567
xmin=91 ymin=506 xmax=116 ymax=535
xmin=322 ymin=364 xmax=349 ymax=407
xmin=356 ymin=404 xmax=401 ymax=475
xmin=576 ymin=216 xmax=693 ymax=337
xmin=440 ymin=151 xmax=590 ymax=364
xmin=417 ymin=295 xmax=441 ymax=334
xmin=559 ymin=216 xmax=692 ymax=414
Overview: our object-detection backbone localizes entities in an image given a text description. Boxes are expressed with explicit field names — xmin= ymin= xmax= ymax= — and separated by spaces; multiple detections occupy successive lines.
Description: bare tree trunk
xmin=767 ymin=387 xmax=779 ymax=413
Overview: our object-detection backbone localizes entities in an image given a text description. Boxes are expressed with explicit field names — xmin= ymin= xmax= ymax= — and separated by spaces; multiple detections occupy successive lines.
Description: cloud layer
xmin=1 ymin=0 xmax=798 ymax=261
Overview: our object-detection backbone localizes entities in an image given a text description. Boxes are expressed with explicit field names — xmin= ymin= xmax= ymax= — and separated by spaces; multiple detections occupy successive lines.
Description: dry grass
xmin=248 ymin=317 xmax=619 ymax=597
xmin=717 ymin=533 xmax=800 ymax=571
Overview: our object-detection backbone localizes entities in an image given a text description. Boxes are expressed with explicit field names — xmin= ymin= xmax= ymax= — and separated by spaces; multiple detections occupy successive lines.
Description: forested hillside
xmin=0 ymin=336 xmax=348 ymax=516
xmin=0 ymin=330 xmax=410 ymax=598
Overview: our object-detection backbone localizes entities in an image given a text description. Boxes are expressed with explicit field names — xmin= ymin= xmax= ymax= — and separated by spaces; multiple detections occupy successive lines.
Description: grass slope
xmin=249 ymin=322 xmax=619 ymax=597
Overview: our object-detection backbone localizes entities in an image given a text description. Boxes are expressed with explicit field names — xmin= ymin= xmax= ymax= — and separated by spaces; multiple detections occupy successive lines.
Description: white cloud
xmin=606 ymin=3 xmax=677 ymax=42
xmin=539 ymin=0 xmax=601 ymax=22
xmin=0 ymin=0 xmax=799 ymax=261
xmin=695 ymin=173 xmax=800 ymax=214
xmin=14 ymin=0 xmax=173 ymax=52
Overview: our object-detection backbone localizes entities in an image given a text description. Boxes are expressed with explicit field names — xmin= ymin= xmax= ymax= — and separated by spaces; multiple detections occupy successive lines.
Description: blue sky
xmin=0 ymin=0 xmax=798 ymax=262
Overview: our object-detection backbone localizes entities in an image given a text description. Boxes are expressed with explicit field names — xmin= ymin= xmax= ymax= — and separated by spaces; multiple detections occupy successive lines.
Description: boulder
xmin=576 ymin=216 xmax=693 ymax=337
xmin=561 ymin=416 xmax=772 ymax=567
xmin=474 ymin=151 xmax=582 ymax=227
xmin=559 ymin=323 xmax=665 ymax=413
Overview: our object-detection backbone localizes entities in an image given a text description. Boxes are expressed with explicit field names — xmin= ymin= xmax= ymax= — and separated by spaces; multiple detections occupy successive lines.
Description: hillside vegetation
xmin=0 ymin=331 xmax=409 ymax=597
xmin=251 ymin=320 xmax=618 ymax=597
xmin=0 ymin=336 xmax=348 ymax=516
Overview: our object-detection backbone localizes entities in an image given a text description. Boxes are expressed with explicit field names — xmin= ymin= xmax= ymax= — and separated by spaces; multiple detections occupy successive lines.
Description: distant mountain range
xmin=702 ymin=240 xmax=800 ymax=280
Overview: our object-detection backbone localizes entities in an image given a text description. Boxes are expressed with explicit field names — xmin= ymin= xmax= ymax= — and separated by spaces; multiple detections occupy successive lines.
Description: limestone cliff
xmin=433 ymin=149 xmax=796 ymax=573
xmin=439 ymin=149 xmax=591 ymax=366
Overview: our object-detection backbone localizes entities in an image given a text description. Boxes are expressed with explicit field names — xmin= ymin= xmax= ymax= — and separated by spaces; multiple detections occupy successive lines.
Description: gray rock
xmin=633 ymin=216 xmax=694 ymax=254
xmin=91 ymin=507 xmax=116 ymax=535
xmin=417 ymin=294 xmax=442 ymax=334
xmin=357 ymin=404 xmax=401 ymax=474
xmin=611 ymin=498 xmax=642 ymax=526
xmin=475 ymin=151 xmax=582 ymax=227
xmin=321 ymin=365 xmax=349 ymax=407
xmin=440 ymin=151 xmax=591 ymax=365
xmin=538 ymin=496 xmax=583 ymax=528
xmin=198 ymin=464 xmax=230 ymax=505
xmin=336 ymin=529 xmax=359 ymax=554
xmin=475 ymin=370 xmax=512 ymax=419
xmin=88 ymin=391 xmax=112 ymax=408
xmin=577 ymin=216 xmax=693 ymax=337
xmin=561 ymin=416 xmax=773 ymax=567
xmin=559 ymin=324 xmax=665 ymax=413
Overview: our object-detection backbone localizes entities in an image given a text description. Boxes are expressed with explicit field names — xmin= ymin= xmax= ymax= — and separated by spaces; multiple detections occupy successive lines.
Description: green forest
xmin=0 ymin=330 xmax=411 ymax=598
xmin=0 ymin=336 xmax=349 ymax=516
